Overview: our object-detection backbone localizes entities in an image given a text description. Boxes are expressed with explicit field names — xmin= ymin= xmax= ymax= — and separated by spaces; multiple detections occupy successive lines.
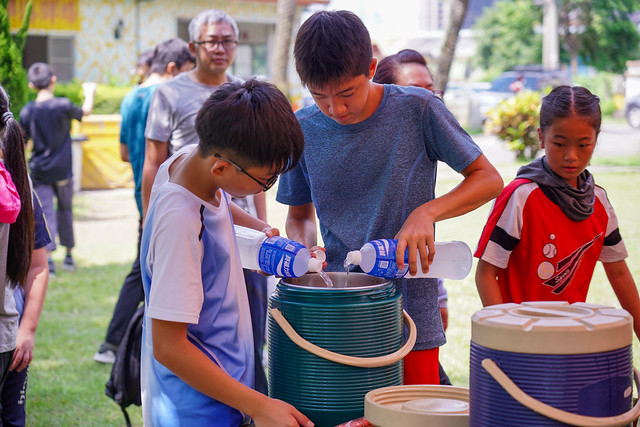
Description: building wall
xmin=10 ymin=0 xmax=304 ymax=84
xmin=76 ymin=0 xmax=280 ymax=83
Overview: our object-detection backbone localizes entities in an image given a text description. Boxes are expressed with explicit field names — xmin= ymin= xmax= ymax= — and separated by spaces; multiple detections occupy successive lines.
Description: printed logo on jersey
xmin=537 ymin=233 xmax=602 ymax=294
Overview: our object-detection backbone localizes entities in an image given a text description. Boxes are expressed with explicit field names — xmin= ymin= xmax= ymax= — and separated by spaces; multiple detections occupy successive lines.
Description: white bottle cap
xmin=313 ymin=249 xmax=326 ymax=263
xmin=345 ymin=250 xmax=362 ymax=266
xmin=307 ymin=257 xmax=323 ymax=273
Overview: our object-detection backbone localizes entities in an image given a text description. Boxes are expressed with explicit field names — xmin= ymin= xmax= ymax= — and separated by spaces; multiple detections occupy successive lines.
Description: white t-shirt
xmin=140 ymin=145 xmax=254 ymax=426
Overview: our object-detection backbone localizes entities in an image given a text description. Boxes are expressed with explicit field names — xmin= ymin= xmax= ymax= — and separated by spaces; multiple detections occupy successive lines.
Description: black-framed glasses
xmin=194 ymin=39 xmax=238 ymax=51
xmin=215 ymin=153 xmax=279 ymax=192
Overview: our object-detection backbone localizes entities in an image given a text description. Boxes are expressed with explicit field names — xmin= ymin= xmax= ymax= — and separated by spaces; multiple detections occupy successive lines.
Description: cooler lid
xmin=471 ymin=301 xmax=632 ymax=354
xmin=365 ymin=385 xmax=469 ymax=427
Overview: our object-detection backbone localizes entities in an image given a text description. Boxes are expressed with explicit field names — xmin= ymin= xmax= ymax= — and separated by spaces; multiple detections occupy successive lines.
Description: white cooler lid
xmin=472 ymin=301 xmax=632 ymax=354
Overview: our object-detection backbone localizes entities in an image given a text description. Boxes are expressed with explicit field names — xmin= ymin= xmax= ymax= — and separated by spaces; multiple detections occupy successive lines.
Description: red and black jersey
xmin=475 ymin=178 xmax=627 ymax=303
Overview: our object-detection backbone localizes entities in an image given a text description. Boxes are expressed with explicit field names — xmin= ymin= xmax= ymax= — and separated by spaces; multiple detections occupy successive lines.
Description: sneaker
xmin=93 ymin=342 xmax=118 ymax=364
xmin=62 ymin=253 xmax=75 ymax=271
xmin=47 ymin=257 xmax=56 ymax=278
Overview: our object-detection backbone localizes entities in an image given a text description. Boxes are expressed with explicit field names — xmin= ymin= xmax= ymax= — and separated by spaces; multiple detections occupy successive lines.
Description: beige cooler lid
xmin=365 ymin=385 xmax=469 ymax=427
xmin=472 ymin=301 xmax=632 ymax=354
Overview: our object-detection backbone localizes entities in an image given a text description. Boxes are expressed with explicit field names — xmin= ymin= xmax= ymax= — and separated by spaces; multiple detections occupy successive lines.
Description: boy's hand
xmin=81 ymin=82 xmax=97 ymax=95
xmin=261 ymin=226 xmax=280 ymax=238
xmin=252 ymin=397 xmax=314 ymax=427
xmin=309 ymin=246 xmax=327 ymax=270
xmin=394 ymin=205 xmax=436 ymax=276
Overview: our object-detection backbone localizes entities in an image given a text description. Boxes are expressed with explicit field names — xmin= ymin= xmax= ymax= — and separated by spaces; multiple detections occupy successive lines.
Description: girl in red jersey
xmin=475 ymin=85 xmax=640 ymax=340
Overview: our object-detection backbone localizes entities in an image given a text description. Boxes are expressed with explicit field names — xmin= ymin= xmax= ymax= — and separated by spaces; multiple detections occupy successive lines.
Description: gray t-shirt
xmin=145 ymin=72 xmax=242 ymax=154
xmin=277 ymin=84 xmax=482 ymax=350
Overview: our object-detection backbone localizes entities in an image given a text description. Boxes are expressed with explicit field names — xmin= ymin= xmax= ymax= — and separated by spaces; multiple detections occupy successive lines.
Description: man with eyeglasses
xmin=142 ymin=9 xmax=270 ymax=395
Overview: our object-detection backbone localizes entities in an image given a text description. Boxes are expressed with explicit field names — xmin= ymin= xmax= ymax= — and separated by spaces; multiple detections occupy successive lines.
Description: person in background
xmin=0 ymin=84 xmax=38 ymax=424
xmin=373 ymin=48 xmax=451 ymax=385
xmin=140 ymin=79 xmax=312 ymax=426
xmin=373 ymin=48 xmax=435 ymax=92
xmin=19 ymin=63 xmax=96 ymax=275
xmin=134 ymin=49 xmax=154 ymax=85
xmin=475 ymin=86 xmax=640 ymax=341
xmin=277 ymin=10 xmax=503 ymax=385
xmin=141 ymin=9 xmax=270 ymax=393
xmin=93 ymin=39 xmax=195 ymax=364
xmin=0 ymin=184 xmax=50 ymax=427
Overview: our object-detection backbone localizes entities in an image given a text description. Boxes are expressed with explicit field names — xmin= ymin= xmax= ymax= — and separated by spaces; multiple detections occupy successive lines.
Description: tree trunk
xmin=271 ymin=0 xmax=297 ymax=97
xmin=436 ymin=0 xmax=469 ymax=91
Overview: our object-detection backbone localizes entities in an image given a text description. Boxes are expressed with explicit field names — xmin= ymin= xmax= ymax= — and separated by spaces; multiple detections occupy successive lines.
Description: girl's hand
xmin=10 ymin=329 xmax=35 ymax=372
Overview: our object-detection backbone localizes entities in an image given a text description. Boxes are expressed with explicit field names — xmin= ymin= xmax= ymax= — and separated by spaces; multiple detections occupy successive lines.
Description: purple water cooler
xmin=469 ymin=301 xmax=640 ymax=426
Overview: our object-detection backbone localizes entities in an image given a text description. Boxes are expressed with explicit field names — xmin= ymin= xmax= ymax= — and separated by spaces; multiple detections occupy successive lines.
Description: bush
xmin=0 ymin=0 xmax=32 ymax=115
xmin=53 ymin=79 xmax=83 ymax=105
xmin=93 ymin=84 xmax=132 ymax=114
xmin=51 ymin=80 xmax=132 ymax=114
xmin=484 ymin=90 xmax=542 ymax=160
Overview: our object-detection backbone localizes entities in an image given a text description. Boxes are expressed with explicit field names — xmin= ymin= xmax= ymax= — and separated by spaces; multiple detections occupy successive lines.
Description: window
xmin=22 ymin=35 xmax=75 ymax=82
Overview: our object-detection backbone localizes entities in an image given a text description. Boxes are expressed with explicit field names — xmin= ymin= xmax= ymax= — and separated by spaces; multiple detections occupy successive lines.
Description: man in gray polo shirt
xmin=141 ymin=9 xmax=269 ymax=394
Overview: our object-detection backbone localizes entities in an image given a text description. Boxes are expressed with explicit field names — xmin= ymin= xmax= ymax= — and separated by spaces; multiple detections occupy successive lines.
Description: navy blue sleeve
xmin=66 ymin=98 xmax=83 ymax=122
xmin=33 ymin=191 xmax=52 ymax=250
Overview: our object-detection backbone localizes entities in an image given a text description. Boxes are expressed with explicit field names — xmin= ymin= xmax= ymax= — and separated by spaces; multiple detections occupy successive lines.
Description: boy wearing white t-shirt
xmin=139 ymin=79 xmax=312 ymax=426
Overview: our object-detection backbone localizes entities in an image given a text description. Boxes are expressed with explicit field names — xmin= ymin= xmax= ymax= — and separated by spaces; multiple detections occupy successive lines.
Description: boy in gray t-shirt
xmin=276 ymin=10 xmax=503 ymax=386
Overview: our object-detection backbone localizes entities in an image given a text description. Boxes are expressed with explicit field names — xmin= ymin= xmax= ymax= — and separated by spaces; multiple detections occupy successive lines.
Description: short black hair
xmin=294 ymin=10 xmax=372 ymax=89
xmin=540 ymin=85 xmax=601 ymax=136
xmin=195 ymin=79 xmax=304 ymax=174
xmin=372 ymin=55 xmax=398 ymax=85
xmin=373 ymin=49 xmax=431 ymax=85
xmin=137 ymin=49 xmax=154 ymax=68
xmin=27 ymin=62 xmax=54 ymax=89
xmin=149 ymin=38 xmax=195 ymax=74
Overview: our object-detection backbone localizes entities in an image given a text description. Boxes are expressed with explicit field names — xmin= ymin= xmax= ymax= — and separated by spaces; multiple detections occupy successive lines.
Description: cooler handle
xmin=482 ymin=358 xmax=640 ymax=427
xmin=269 ymin=308 xmax=416 ymax=368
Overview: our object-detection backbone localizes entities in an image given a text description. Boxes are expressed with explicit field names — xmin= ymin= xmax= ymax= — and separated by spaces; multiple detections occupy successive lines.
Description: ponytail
xmin=1 ymin=85 xmax=34 ymax=287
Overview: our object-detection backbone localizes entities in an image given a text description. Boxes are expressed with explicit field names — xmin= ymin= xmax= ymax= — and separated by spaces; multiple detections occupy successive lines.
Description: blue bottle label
xmin=258 ymin=237 xmax=306 ymax=277
xmin=368 ymin=239 xmax=409 ymax=278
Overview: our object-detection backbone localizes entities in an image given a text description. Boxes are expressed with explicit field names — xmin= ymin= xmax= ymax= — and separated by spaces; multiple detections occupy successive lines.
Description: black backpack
xmin=105 ymin=305 xmax=144 ymax=427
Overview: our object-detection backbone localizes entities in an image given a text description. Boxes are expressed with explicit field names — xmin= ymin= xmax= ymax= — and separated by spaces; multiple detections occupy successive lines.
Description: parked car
xmin=443 ymin=82 xmax=489 ymax=130
xmin=476 ymin=66 xmax=572 ymax=125
xmin=625 ymin=95 xmax=640 ymax=128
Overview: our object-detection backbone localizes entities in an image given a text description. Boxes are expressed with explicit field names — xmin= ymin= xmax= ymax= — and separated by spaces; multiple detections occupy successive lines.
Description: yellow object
xmin=614 ymin=93 xmax=625 ymax=111
xmin=9 ymin=0 xmax=81 ymax=31
xmin=73 ymin=115 xmax=133 ymax=190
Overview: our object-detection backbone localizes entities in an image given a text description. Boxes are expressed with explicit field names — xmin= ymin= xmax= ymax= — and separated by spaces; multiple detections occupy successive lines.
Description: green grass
xmin=25 ymin=162 xmax=640 ymax=425
xmin=27 ymin=190 xmax=143 ymax=426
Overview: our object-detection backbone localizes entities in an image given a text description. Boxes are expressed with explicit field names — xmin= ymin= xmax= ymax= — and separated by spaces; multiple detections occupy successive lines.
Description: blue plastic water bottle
xmin=235 ymin=225 xmax=321 ymax=278
xmin=344 ymin=239 xmax=472 ymax=280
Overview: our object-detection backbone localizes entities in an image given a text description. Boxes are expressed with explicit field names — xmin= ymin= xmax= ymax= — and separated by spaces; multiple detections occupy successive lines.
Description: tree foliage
xmin=0 ymin=0 xmax=33 ymax=115
xmin=575 ymin=0 xmax=640 ymax=73
xmin=472 ymin=0 xmax=543 ymax=75
xmin=474 ymin=0 xmax=640 ymax=75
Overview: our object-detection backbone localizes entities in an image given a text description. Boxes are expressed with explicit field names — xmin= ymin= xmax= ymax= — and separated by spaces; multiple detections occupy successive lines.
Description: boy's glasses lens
xmin=215 ymin=153 xmax=278 ymax=192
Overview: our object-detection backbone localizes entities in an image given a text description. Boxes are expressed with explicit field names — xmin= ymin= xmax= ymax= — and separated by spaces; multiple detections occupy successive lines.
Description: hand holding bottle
xmin=235 ymin=225 xmax=322 ymax=278
xmin=345 ymin=239 xmax=472 ymax=280
xmin=393 ymin=204 xmax=437 ymax=276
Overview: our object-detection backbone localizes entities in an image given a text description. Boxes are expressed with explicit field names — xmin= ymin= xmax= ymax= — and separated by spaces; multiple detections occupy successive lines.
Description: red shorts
xmin=403 ymin=348 xmax=440 ymax=385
